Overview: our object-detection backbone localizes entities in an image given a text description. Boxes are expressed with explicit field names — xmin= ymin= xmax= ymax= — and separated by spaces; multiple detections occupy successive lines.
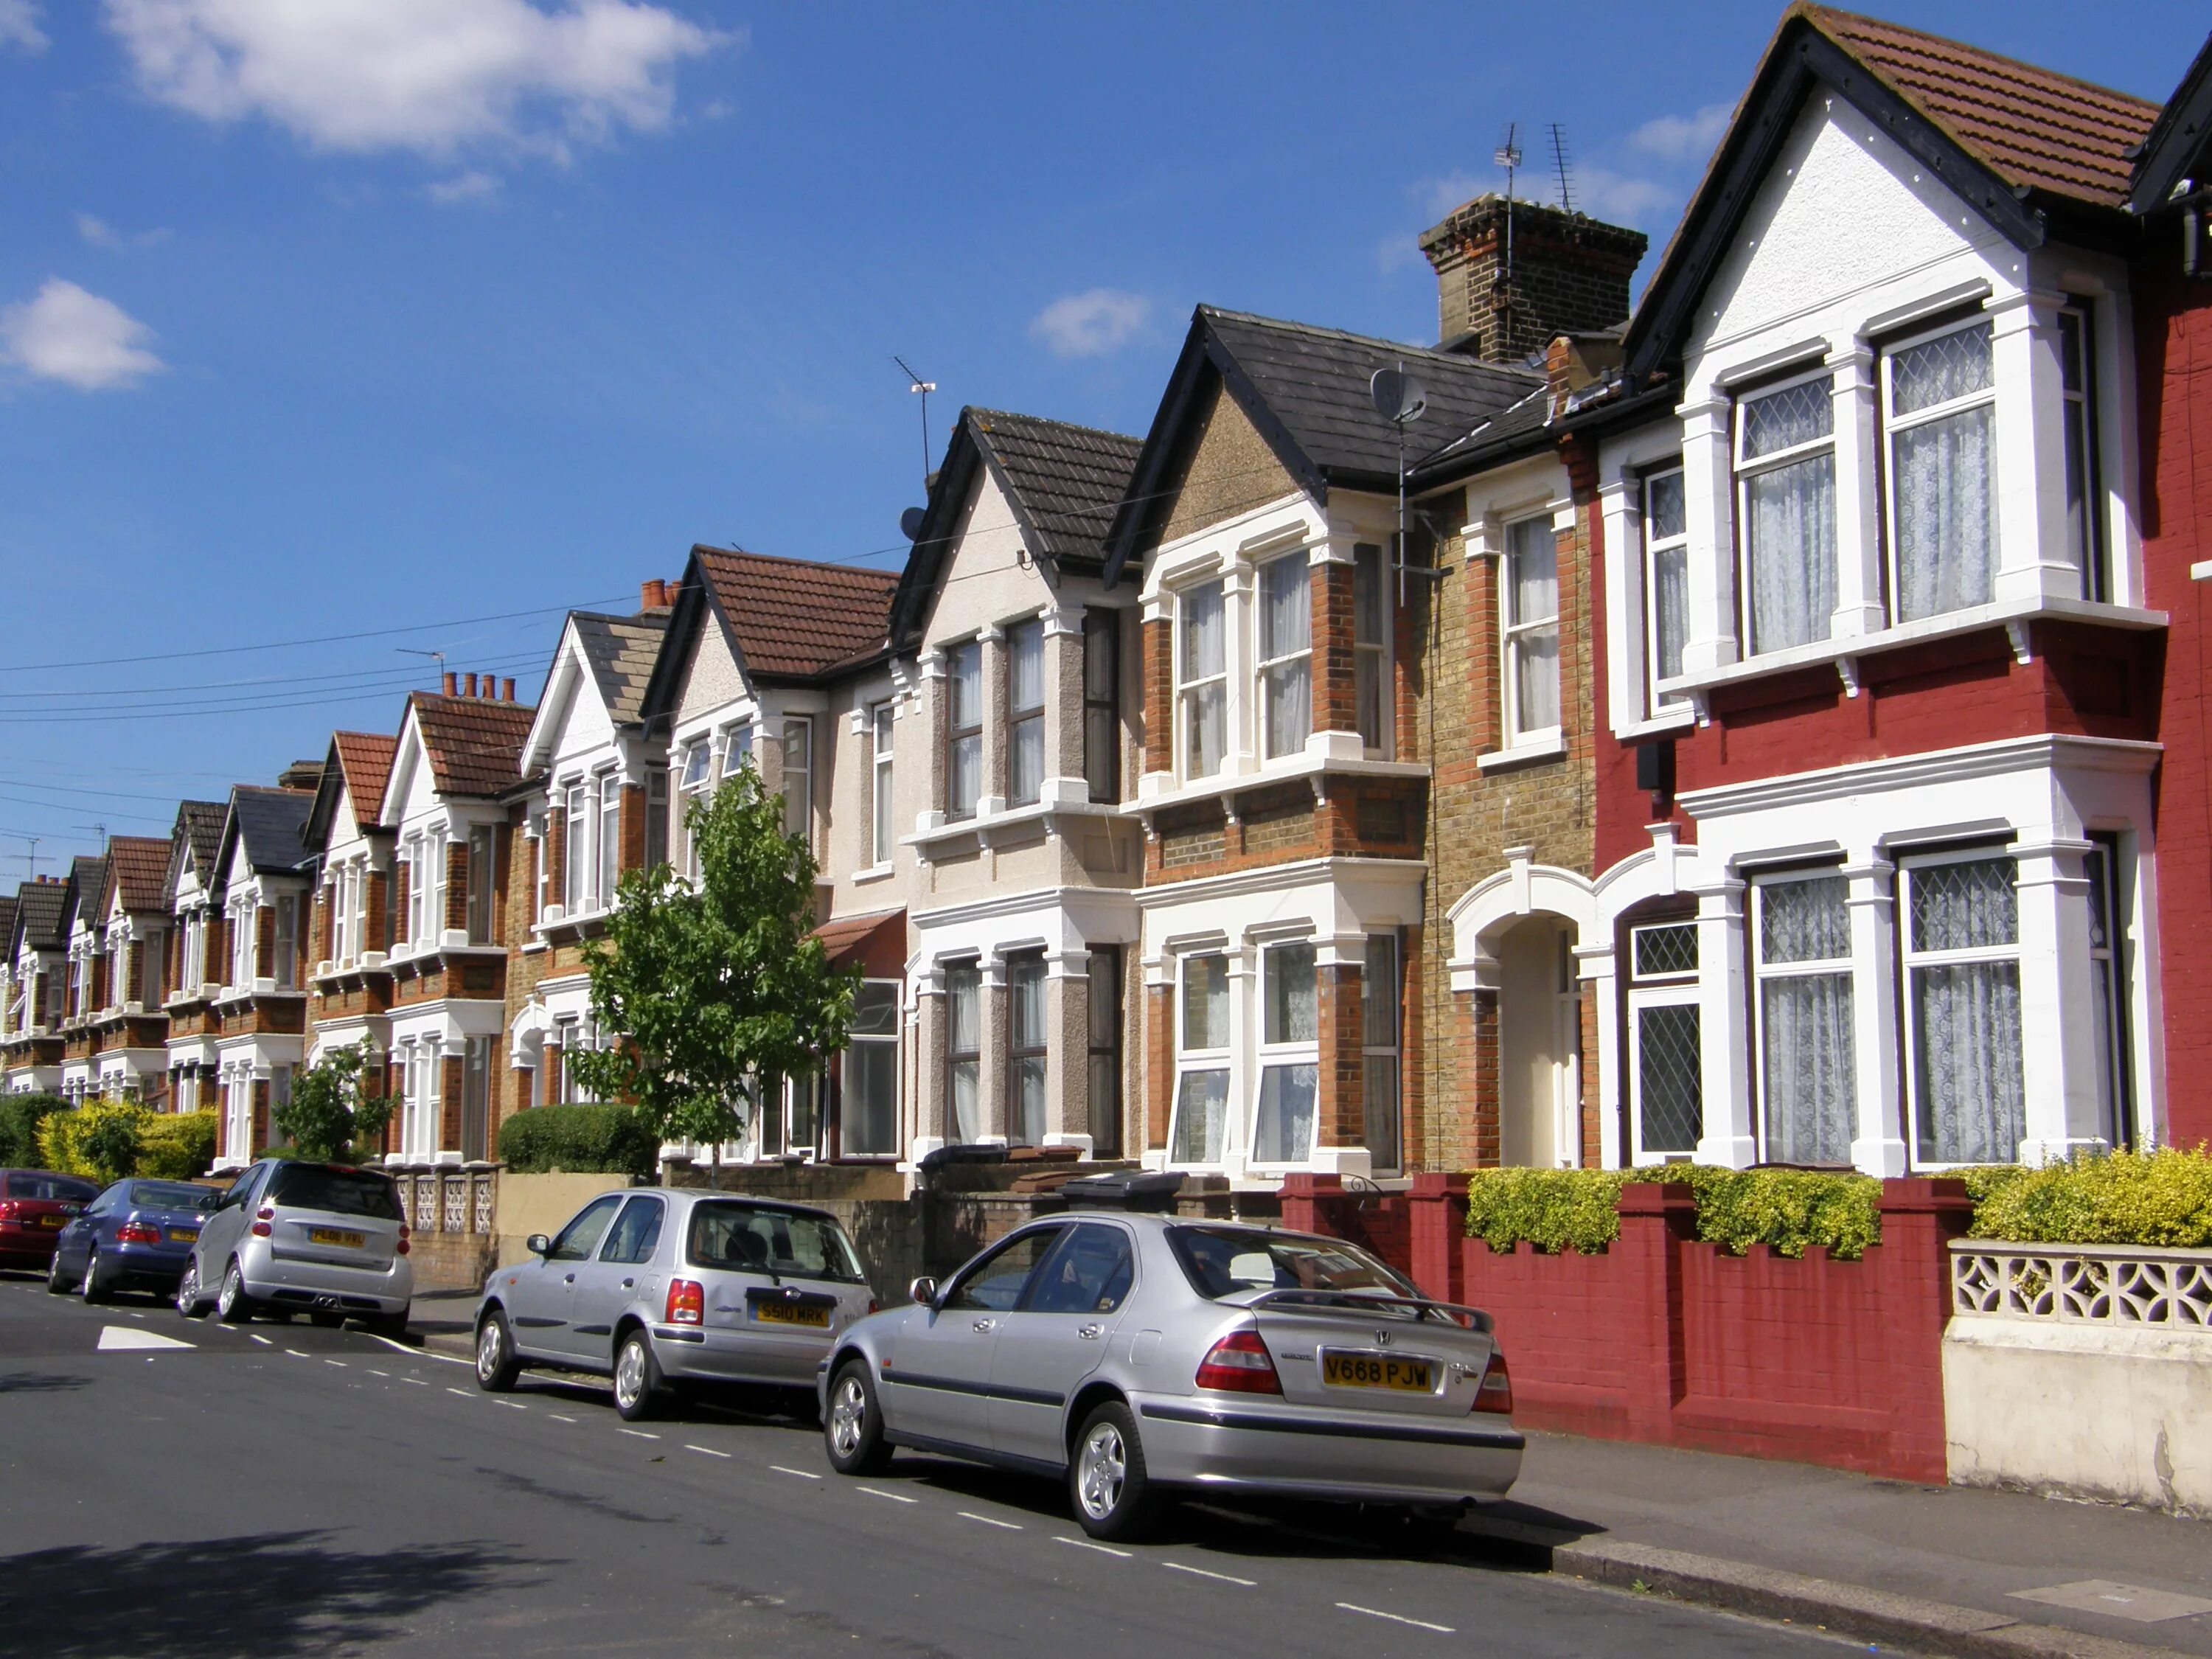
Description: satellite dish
xmin=1371 ymin=366 xmax=1427 ymax=426
xmin=900 ymin=507 xmax=927 ymax=542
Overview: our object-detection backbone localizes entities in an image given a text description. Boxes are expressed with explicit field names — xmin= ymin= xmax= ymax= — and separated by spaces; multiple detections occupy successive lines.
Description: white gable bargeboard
xmin=1694 ymin=92 xmax=2017 ymax=370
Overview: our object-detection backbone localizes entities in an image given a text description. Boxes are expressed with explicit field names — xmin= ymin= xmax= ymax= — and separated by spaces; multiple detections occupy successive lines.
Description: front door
xmin=511 ymin=1193 xmax=623 ymax=1360
xmin=884 ymin=1225 xmax=1063 ymax=1453
xmin=987 ymin=1222 xmax=1138 ymax=1466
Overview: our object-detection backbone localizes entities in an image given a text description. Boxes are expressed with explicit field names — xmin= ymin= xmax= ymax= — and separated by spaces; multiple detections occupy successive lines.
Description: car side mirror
xmin=909 ymin=1276 xmax=938 ymax=1307
xmin=527 ymin=1234 xmax=552 ymax=1256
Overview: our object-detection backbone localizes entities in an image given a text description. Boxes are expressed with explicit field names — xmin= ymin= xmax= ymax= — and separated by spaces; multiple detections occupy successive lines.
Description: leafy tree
xmin=274 ymin=1041 xmax=397 ymax=1163
xmin=571 ymin=762 xmax=858 ymax=1176
xmin=0 ymin=1093 xmax=66 ymax=1167
xmin=77 ymin=1105 xmax=145 ymax=1185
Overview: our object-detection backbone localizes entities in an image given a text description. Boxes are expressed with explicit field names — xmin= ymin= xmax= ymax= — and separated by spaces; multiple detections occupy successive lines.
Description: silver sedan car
xmin=817 ymin=1213 xmax=1520 ymax=1540
xmin=473 ymin=1188 xmax=877 ymax=1420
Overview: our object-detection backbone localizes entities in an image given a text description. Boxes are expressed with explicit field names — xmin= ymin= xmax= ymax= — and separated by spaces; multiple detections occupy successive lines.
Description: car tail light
xmin=0 ymin=1200 xmax=17 ymax=1222
xmin=1195 ymin=1328 xmax=1281 ymax=1395
xmin=116 ymin=1223 xmax=162 ymax=1245
xmin=251 ymin=1221 xmax=272 ymax=1237
xmin=395 ymin=1223 xmax=410 ymax=1257
xmin=257 ymin=1206 xmax=274 ymax=1220
xmin=665 ymin=1279 xmax=704 ymax=1326
xmin=1473 ymin=1351 xmax=1513 ymax=1416
xmin=867 ymin=1298 xmax=880 ymax=1316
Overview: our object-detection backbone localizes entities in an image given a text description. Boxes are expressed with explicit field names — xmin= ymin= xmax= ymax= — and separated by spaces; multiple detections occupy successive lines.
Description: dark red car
xmin=0 ymin=1170 xmax=100 ymax=1270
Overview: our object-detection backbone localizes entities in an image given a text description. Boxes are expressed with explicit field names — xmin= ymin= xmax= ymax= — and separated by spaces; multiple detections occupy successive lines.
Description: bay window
xmin=1007 ymin=619 xmax=1046 ymax=807
xmin=1252 ymin=942 xmax=1317 ymax=1165
xmin=1886 ymin=320 xmax=1996 ymax=621
xmin=1627 ymin=919 xmax=1701 ymax=1159
xmin=947 ymin=642 xmax=982 ymax=821
xmin=1644 ymin=467 xmax=1689 ymax=709
xmin=1362 ymin=933 xmax=1402 ymax=1172
xmin=842 ymin=980 xmax=900 ymax=1157
xmin=870 ymin=702 xmax=895 ymax=864
xmin=1737 ymin=374 xmax=1836 ymax=653
xmin=781 ymin=720 xmax=812 ymax=842
xmin=1169 ymin=952 xmax=1230 ymax=1165
xmin=1177 ymin=580 xmax=1226 ymax=779
xmin=945 ymin=961 xmax=981 ymax=1144
xmin=1905 ymin=852 xmax=2024 ymax=1166
xmin=1753 ymin=872 xmax=1855 ymax=1166
xmin=1503 ymin=515 xmax=1559 ymax=744
xmin=1258 ymin=554 xmax=1311 ymax=760
xmin=1006 ymin=949 xmax=1046 ymax=1145
xmin=1083 ymin=610 xmax=1119 ymax=802
xmin=1354 ymin=543 xmax=1389 ymax=753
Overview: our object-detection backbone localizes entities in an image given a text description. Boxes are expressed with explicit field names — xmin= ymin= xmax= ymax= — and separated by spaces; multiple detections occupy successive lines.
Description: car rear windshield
xmin=686 ymin=1203 xmax=863 ymax=1283
xmin=129 ymin=1181 xmax=217 ymax=1212
xmin=268 ymin=1165 xmax=403 ymax=1221
xmin=1166 ymin=1225 xmax=1416 ymax=1301
xmin=7 ymin=1173 xmax=97 ymax=1203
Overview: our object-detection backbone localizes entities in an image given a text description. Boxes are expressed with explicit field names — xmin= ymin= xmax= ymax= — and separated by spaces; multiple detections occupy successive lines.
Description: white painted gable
xmin=675 ymin=605 xmax=753 ymax=728
xmin=526 ymin=622 xmax=619 ymax=774
xmin=919 ymin=463 xmax=1049 ymax=645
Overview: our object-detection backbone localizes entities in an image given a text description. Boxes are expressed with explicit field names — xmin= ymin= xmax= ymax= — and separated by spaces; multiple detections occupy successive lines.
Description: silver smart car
xmin=473 ymin=1187 xmax=877 ymax=1420
xmin=818 ymin=1213 xmax=1521 ymax=1541
xmin=177 ymin=1158 xmax=413 ymax=1335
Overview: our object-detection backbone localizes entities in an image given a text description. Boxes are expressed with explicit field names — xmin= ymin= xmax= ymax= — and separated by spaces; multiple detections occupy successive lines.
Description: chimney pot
xmin=501 ymin=677 xmax=517 ymax=702
xmin=480 ymin=668 xmax=494 ymax=697
xmin=442 ymin=671 xmax=457 ymax=697
xmin=641 ymin=578 xmax=666 ymax=610
xmin=463 ymin=672 xmax=479 ymax=698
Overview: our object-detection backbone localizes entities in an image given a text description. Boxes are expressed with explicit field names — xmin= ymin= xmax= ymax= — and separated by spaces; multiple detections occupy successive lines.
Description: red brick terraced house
xmin=207 ymin=785 xmax=320 ymax=1167
xmin=159 ymin=800 xmax=232 ymax=1119
xmin=2 ymin=876 xmax=70 ymax=1096
xmin=1441 ymin=6 xmax=2171 ymax=1175
xmin=375 ymin=678 xmax=535 ymax=1166
xmin=303 ymin=731 xmax=401 ymax=1083
xmin=83 ymin=837 xmax=175 ymax=1105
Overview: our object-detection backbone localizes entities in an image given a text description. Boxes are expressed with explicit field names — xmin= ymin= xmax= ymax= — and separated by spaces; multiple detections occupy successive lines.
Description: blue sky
xmin=1 ymin=0 xmax=2203 ymax=876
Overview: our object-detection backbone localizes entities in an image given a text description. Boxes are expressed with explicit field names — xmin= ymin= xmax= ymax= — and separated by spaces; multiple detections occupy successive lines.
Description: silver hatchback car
xmin=177 ymin=1158 xmax=413 ymax=1336
xmin=818 ymin=1213 xmax=1521 ymax=1541
xmin=473 ymin=1188 xmax=877 ymax=1420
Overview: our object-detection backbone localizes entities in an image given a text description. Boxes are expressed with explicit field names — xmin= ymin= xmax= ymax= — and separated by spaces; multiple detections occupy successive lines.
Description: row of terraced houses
xmin=8 ymin=7 xmax=2212 ymax=1198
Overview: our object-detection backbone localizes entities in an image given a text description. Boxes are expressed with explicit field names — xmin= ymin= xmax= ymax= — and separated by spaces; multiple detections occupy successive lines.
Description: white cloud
xmin=101 ymin=0 xmax=731 ymax=160
xmin=1629 ymin=102 xmax=1732 ymax=164
xmin=425 ymin=170 xmax=501 ymax=204
xmin=0 ymin=0 xmax=45 ymax=52
xmin=0 ymin=279 xmax=166 ymax=391
xmin=1574 ymin=166 xmax=1678 ymax=229
xmin=75 ymin=212 xmax=172 ymax=248
xmin=1029 ymin=288 xmax=1149 ymax=358
xmin=1416 ymin=170 xmax=1484 ymax=221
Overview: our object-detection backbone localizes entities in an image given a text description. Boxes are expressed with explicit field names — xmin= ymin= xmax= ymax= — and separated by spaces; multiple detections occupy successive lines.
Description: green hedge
xmin=1963 ymin=1147 xmax=2212 ymax=1248
xmin=497 ymin=1104 xmax=658 ymax=1177
xmin=140 ymin=1112 xmax=220 ymax=1180
xmin=1465 ymin=1165 xmax=1882 ymax=1260
xmin=0 ymin=1093 xmax=67 ymax=1167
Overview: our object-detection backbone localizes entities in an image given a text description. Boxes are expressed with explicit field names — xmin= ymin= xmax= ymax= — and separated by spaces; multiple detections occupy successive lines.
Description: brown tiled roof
xmin=1802 ymin=6 xmax=2159 ymax=209
xmin=410 ymin=692 xmax=538 ymax=799
xmin=105 ymin=837 xmax=170 ymax=914
xmin=695 ymin=547 xmax=897 ymax=680
xmin=811 ymin=908 xmax=904 ymax=966
xmin=332 ymin=731 xmax=398 ymax=821
xmin=967 ymin=410 xmax=1144 ymax=567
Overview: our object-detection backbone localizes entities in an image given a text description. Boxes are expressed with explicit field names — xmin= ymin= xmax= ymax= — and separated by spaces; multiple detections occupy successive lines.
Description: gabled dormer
xmin=377 ymin=682 xmax=535 ymax=966
xmin=305 ymin=731 xmax=399 ymax=982
xmin=210 ymin=787 xmax=316 ymax=1002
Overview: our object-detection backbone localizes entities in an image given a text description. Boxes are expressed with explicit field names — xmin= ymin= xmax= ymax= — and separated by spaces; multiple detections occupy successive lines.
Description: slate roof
xmin=13 ymin=880 xmax=67 ymax=950
xmin=0 ymin=896 xmax=15 ymax=963
xmin=410 ymin=693 xmax=538 ymax=799
xmin=332 ymin=731 xmax=399 ymax=821
xmin=229 ymin=787 xmax=316 ymax=876
xmin=105 ymin=837 xmax=171 ymax=914
xmin=64 ymin=856 xmax=107 ymax=931
xmin=2130 ymin=31 xmax=2212 ymax=214
xmin=165 ymin=801 xmax=229 ymax=907
xmin=692 ymin=547 xmax=898 ymax=680
xmin=1802 ymin=6 xmax=2157 ymax=211
xmin=571 ymin=611 xmax=671 ymax=725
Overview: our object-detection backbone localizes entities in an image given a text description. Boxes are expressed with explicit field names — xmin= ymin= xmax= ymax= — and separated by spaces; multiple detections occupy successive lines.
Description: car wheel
xmin=216 ymin=1259 xmax=256 ymax=1324
xmin=1070 ymin=1401 xmax=1163 ymax=1543
xmin=45 ymin=1249 xmax=74 ymax=1295
xmin=475 ymin=1310 xmax=521 ymax=1392
xmin=824 ymin=1359 xmax=892 ymax=1476
xmin=176 ymin=1260 xmax=208 ymax=1318
xmin=78 ymin=1244 xmax=109 ymax=1304
xmin=611 ymin=1330 xmax=662 ymax=1422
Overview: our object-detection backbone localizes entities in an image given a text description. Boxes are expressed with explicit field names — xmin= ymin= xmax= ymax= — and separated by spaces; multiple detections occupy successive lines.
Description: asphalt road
xmin=0 ymin=1273 xmax=1858 ymax=1658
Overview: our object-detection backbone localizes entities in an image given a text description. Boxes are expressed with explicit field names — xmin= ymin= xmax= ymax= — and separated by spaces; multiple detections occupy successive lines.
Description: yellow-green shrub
xmin=1464 ymin=1164 xmax=1882 ymax=1259
xmin=35 ymin=1103 xmax=218 ymax=1183
xmin=1969 ymin=1146 xmax=2212 ymax=1248
xmin=138 ymin=1112 xmax=219 ymax=1180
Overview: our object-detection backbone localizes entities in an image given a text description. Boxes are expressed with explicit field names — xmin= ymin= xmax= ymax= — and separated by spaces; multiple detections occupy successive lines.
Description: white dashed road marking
xmin=494 ymin=1399 xmax=526 ymax=1411
xmin=1165 ymin=1562 xmax=1255 ymax=1586
xmin=249 ymin=1335 xmax=273 ymax=1346
xmin=324 ymin=1360 xmax=347 ymax=1368
xmin=447 ymin=1388 xmax=473 ymax=1398
xmin=959 ymin=1512 xmax=1020 ymax=1530
xmin=96 ymin=1326 xmax=195 ymax=1352
xmin=400 ymin=1376 xmax=427 ymax=1386
xmin=1336 ymin=1604 xmax=1453 ymax=1633
xmin=770 ymin=1465 xmax=821 ymax=1480
xmin=285 ymin=1349 xmax=310 ymax=1359
xmin=685 ymin=1444 xmax=729 ymax=1458
xmin=619 ymin=1428 xmax=661 ymax=1440
xmin=549 ymin=1413 xmax=577 ymax=1423
xmin=1055 ymin=1537 xmax=1131 ymax=1559
xmin=856 ymin=1486 xmax=917 ymax=1504
xmin=367 ymin=1369 xmax=389 ymax=1377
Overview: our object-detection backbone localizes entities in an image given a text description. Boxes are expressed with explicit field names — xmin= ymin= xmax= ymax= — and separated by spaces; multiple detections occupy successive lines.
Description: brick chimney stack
xmin=1419 ymin=195 xmax=1647 ymax=365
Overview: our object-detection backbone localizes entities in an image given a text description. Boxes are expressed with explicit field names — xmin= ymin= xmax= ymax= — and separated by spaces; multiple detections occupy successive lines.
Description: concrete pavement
xmin=0 ymin=1270 xmax=1851 ymax=1658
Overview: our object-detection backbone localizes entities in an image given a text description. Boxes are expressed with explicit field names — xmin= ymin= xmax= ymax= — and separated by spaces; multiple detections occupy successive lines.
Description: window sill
xmin=1655 ymin=594 xmax=2168 ymax=716
xmin=1477 ymin=734 xmax=1567 ymax=773
xmin=1131 ymin=750 xmax=1429 ymax=818
xmin=1611 ymin=706 xmax=1699 ymax=742
xmin=903 ymin=798 xmax=1123 ymax=859
xmin=852 ymin=863 xmax=897 ymax=885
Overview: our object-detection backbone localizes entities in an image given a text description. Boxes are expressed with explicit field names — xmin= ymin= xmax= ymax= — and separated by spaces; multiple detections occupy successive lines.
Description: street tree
xmin=274 ymin=1040 xmax=397 ymax=1163
xmin=570 ymin=761 xmax=857 ymax=1173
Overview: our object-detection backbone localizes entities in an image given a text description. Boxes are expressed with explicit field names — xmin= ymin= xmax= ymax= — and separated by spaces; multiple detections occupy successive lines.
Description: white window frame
xmin=2058 ymin=296 xmax=2105 ymax=602
xmin=1750 ymin=869 xmax=1856 ymax=1167
xmin=1733 ymin=366 xmax=1838 ymax=657
xmin=1006 ymin=618 xmax=1046 ymax=807
xmin=780 ymin=719 xmax=812 ymax=843
xmin=1175 ymin=578 xmax=1228 ymax=781
xmin=1167 ymin=950 xmax=1232 ymax=1169
xmin=869 ymin=702 xmax=895 ymax=866
xmin=841 ymin=977 xmax=901 ymax=1158
xmin=1625 ymin=918 xmax=1701 ymax=1163
xmin=1256 ymin=552 xmax=1312 ymax=762
xmin=1901 ymin=848 xmax=2025 ymax=1169
xmin=563 ymin=783 xmax=590 ymax=915
xmin=1250 ymin=939 xmax=1318 ymax=1169
xmin=1501 ymin=513 xmax=1561 ymax=748
xmin=1362 ymin=931 xmax=1402 ymax=1172
xmin=1881 ymin=316 xmax=1998 ymax=624
xmin=596 ymin=771 xmax=622 ymax=908
xmin=678 ymin=740 xmax=712 ymax=879
xmin=1642 ymin=467 xmax=1689 ymax=713
xmin=945 ymin=641 xmax=983 ymax=821
xmin=1354 ymin=543 xmax=1391 ymax=757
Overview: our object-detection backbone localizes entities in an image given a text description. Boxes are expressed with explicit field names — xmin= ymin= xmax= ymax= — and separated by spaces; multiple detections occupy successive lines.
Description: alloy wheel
xmin=829 ymin=1375 xmax=868 ymax=1459
xmin=613 ymin=1338 xmax=647 ymax=1413
xmin=477 ymin=1321 xmax=505 ymax=1385
xmin=1076 ymin=1422 xmax=1127 ymax=1521
xmin=175 ymin=1262 xmax=198 ymax=1315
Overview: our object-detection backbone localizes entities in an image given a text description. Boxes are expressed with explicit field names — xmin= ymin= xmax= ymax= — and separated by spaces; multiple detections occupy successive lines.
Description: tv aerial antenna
xmin=14 ymin=835 xmax=41 ymax=881
xmin=1548 ymin=123 xmax=1576 ymax=213
xmin=1370 ymin=364 xmax=1430 ymax=605
xmin=1495 ymin=123 xmax=1524 ymax=341
xmin=398 ymin=647 xmax=446 ymax=688
xmin=894 ymin=355 xmax=937 ymax=493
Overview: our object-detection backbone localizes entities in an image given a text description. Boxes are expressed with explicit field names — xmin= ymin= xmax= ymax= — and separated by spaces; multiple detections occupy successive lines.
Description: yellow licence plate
xmin=309 ymin=1228 xmax=366 ymax=1249
xmin=39 ymin=1215 xmax=64 ymax=1228
xmin=1321 ymin=1352 xmax=1434 ymax=1392
xmin=754 ymin=1300 xmax=830 ymax=1329
xmin=169 ymin=1228 xmax=199 ymax=1243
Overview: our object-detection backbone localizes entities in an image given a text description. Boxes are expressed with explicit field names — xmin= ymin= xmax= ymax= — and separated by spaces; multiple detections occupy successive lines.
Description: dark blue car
xmin=48 ymin=1179 xmax=221 ymax=1302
